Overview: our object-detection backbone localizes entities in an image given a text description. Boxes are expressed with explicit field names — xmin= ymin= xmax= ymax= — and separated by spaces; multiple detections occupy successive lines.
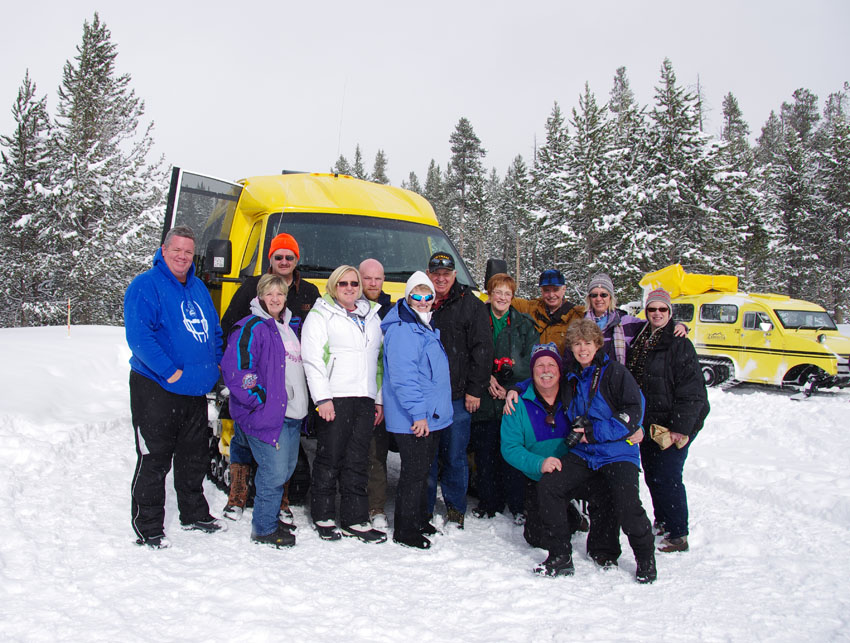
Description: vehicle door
xmin=738 ymin=305 xmax=778 ymax=384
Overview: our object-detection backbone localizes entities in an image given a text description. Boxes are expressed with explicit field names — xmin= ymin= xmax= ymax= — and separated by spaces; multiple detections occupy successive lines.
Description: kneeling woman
xmin=221 ymin=274 xmax=309 ymax=548
xmin=381 ymin=272 xmax=452 ymax=549
xmin=536 ymin=319 xmax=657 ymax=583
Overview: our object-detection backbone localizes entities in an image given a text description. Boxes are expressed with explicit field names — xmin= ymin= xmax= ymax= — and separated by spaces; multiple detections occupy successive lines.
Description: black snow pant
xmin=394 ymin=431 xmax=439 ymax=540
xmin=310 ymin=396 xmax=374 ymax=528
xmin=537 ymin=453 xmax=654 ymax=560
xmin=129 ymin=371 xmax=211 ymax=540
xmin=524 ymin=475 xmax=622 ymax=561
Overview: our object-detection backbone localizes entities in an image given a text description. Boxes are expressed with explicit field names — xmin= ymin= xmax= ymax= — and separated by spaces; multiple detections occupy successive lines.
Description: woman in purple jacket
xmin=221 ymin=274 xmax=308 ymax=548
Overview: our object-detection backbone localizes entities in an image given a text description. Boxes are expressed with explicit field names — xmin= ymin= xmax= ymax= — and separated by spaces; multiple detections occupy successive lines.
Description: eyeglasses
xmin=338 ymin=280 xmax=359 ymax=288
xmin=588 ymin=292 xmax=610 ymax=299
xmin=646 ymin=306 xmax=669 ymax=313
xmin=410 ymin=293 xmax=434 ymax=302
xmin=272 ymin=254 xmax=296 ymax=262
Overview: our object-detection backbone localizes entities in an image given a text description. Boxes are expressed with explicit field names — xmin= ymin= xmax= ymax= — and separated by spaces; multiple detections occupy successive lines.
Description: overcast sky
xmin=2 ymin=0 xmax=848 ymax=186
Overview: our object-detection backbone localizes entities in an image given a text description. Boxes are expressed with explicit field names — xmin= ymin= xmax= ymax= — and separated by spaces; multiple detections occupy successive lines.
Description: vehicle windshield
xmin=264 ymin=212 xmax=477 ymax=287
xmin=774 ymin=309 xmax=837 ymax=330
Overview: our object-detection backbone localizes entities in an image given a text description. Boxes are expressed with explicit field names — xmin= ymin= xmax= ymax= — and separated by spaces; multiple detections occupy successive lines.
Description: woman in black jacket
xmin=627 ymin=288 xmax=709 ymax=553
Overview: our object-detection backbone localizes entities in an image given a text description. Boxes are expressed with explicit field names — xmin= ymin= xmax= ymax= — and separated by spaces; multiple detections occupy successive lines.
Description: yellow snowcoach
xmin=640 ymin=265 xmax=850 ymax=396
xmin=161 ymin=167 xmax=475 ymax=491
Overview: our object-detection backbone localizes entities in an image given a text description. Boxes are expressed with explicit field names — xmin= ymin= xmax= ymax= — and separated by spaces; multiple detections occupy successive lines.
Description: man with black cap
xmin=425 ymin=251 xmax=494 ymax=528
xmin=512 ymin=269 xmax=585 ymax=355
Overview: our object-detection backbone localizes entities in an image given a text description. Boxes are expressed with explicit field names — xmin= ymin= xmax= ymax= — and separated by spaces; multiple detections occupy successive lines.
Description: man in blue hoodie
xmin=124 ymin=226 xmax=226 ymax=549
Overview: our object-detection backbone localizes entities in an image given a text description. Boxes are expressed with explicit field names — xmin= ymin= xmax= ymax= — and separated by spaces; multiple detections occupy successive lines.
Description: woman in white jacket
xmin=301 ymin=265 xmax=386 ymax=543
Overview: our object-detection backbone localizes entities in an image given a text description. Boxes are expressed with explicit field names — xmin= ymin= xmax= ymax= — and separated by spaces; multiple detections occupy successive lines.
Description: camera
xmin=565 ymin=416 xmax=592 ymax=448
xmin=492 ymin=357 xmax=515 ymax=384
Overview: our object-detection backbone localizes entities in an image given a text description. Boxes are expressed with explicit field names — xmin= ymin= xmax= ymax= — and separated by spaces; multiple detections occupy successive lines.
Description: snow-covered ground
xmin=1 ymin=325 xmax=849 ymax=642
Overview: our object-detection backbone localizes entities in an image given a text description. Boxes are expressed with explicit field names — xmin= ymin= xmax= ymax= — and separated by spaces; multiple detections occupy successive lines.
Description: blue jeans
xmin=428 ymin=399 xmax=471 ymax=515
xmin=640 ymin=432 xmax=695 ymax=539
xmin=245 ymin=418 xmax=301 ymax=537
xmin=230 ymin=422 xmax=253 ymax=465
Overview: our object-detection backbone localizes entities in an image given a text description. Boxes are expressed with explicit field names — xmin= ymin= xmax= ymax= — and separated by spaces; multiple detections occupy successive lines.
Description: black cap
xmin=428 ymin=251 xmax=455 ymax=271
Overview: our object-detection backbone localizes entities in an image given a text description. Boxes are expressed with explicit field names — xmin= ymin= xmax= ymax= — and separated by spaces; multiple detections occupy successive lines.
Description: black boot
xmin=534 ymin=551 xmax=575 ymax=577
xmin=635 ymin=553 xmax=657 ymax=584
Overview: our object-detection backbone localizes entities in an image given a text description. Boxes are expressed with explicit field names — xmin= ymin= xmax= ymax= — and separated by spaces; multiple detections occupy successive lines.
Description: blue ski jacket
xmin=124 ymin=248 xmax=222 ymax=396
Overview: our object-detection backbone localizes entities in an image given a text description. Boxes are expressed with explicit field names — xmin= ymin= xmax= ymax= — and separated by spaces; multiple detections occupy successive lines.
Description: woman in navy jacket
xmin=381 ymin=271 xmax=452 ymax=549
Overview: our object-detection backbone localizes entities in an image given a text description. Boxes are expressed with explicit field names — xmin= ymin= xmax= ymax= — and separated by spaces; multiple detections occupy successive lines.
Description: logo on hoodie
xmin=181 ymin=300 xmax=209 ymax=343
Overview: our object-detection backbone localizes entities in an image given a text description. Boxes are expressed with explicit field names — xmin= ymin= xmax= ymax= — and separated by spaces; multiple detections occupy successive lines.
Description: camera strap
xmin=572 ymin=364 xmax=602 ymax=415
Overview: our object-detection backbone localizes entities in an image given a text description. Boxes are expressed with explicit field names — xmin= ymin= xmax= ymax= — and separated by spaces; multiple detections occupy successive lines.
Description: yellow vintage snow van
xmin=161 ymin=167 xmax=476 ymax=316
xmin=640 ymin=265 xmax=850 ymax=395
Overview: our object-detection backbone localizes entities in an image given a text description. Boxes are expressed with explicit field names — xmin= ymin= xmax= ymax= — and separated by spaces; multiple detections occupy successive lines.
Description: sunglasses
xmin=429 ymin=258 xmax=454 ymax=270
xmin=545 ymin=412 xmax=556 ymax=427
xmin=410 ymin=293 xmax=434 ymax=302
xmin=272 ymin=254 xmax=296 ymax=262
xmin=589 ymin=292 xmax=610 ymax=299
xmin=338 ymin=280 xmax=359 ymax=288
xmin=646 ymin=306 xmax=669 ymax=313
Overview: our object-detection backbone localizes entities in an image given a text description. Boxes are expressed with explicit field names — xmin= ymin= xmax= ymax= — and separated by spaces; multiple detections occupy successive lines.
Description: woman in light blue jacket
xmin=381 ymin=271 xmax=452 ymax=549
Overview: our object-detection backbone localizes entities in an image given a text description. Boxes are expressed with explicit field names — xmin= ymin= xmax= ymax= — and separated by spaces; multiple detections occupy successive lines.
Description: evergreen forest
xmin=1 ymin=14 xmax=848 ymax=327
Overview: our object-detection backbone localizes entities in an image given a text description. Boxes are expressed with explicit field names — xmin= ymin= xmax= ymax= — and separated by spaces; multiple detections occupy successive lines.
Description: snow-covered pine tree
xmin=445 ymin=117 xmax=487 ymax=264
xmin=0 ymin=71 xmax=55 ymax=327
xmin=644 ymin=58 xmax=720 ymax=273
xmin=50 ymin=13 xmax=165 ymax=325
xmin=423 ymin=160 xmax=449 ymax=233
xmin=714 ymin=92 xmax=770 ymax=289
xmin=501 ymin=155 xmax=534 ymax=294
xmin=401 ymin=170 xmax=422 ymax=194
xmin=605 ymin=67 xmax=651 ymax=303
xmin=372 ymin=149 xmax=389 ymax=184
xmin=561 ymin=83 xmax=618 ymax=291
xmin=333 ymin=154 xmax=352 ymax=175
xmin=815 ymin=86 xmax=850 ymax=321
xmin=530 ymin=102 xmax=570 ymax=278
xmin=351 ymin=144 xmax=370 ymax=180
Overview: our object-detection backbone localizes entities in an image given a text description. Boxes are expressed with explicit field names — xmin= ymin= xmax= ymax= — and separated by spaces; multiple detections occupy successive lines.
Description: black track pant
xmin=394 ymin=431 xmax=439 ymax=539
xmin=310 ymin=396 xmax=374 ymax=528
xmin=130 ymin=371 xmax=211 ymax=540
xmin=537 ymin=453 xmax=654 ymax=560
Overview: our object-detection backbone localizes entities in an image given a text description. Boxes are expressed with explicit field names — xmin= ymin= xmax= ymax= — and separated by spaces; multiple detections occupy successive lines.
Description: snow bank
xmin=0 ymin=326 xmax=849 ymax=641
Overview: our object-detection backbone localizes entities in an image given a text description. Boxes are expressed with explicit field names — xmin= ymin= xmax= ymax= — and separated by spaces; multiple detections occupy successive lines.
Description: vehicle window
xmin=171 ymin=171 xmax=242 ymax=256
xmin=264 ymin=212 xmax=477 ymax=287
xmin=744 ymin=311 xmax=772 ymax=330
xmin=240 ymin=221 xmax=262 ymax=277
xmin=672 ymin=304 xmax=694 ymax=323
xmin=774 ymin=309 xmax=837 ymax=330
xmin=700 ymin=303 xmax=738 ymax=324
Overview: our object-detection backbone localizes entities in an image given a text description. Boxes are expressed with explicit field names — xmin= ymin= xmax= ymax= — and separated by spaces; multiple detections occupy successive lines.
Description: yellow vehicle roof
xmin=674 ymin=290 xmax=829 ymax=312
xmin=234 ymin=173 xmax=439 ymax=225
xmin=640 ymin=264 xmax=738 ymax=298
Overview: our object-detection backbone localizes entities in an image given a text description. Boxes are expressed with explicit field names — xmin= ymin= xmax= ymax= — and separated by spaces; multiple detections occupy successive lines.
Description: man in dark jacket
xmin=426 ymin=251 xmax=494 ymax=527
xmin=359 ymin=258 xmax=393 ymax=530
xmin=220 ymin=233 xmax=320 ymax=340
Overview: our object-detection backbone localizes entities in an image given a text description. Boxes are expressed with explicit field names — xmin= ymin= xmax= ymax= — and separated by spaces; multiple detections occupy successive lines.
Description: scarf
xmin=588 ymin=310 xmax=627 ymax=365
xmin=627 ymin=323 xmax=663 ymax=384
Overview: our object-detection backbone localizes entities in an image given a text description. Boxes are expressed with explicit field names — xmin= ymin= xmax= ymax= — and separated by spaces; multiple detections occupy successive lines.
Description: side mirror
xmin=759 ymin=322 xmax=773 ymax=332
xmin=205 ymin=239 xmax=232 ymax=274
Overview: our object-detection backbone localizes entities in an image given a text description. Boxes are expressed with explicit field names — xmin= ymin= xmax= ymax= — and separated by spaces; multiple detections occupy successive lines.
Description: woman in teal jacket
xmin=381 ymin=271 xmax=452 ymax=549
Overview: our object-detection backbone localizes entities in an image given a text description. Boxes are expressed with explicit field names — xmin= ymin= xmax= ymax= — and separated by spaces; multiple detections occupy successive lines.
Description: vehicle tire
xmin=702 ymin=364 xmax=718 ymax=387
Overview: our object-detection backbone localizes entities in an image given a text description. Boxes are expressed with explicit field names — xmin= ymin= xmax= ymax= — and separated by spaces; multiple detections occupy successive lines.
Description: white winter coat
xmin=301 ymin=294 xmax=383 ymax=404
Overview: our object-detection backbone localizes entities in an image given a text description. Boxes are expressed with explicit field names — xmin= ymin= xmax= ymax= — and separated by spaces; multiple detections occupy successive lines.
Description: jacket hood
xmin=250 ymin=297 xmax=293 ymax=325
xmin=404 ymin=271 xmax=435 ymax=300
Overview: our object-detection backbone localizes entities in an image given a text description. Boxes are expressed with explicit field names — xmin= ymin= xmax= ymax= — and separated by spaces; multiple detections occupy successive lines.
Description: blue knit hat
xmin=530 ymin=342 xmax=563 ymax=371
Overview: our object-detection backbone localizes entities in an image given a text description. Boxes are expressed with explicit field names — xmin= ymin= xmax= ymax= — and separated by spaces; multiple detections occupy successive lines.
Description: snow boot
xmin=279 ymin=482 xmax=296 ymax=528
xmin=658 ymin=535 xmax=688 ymax=553
xmin=341 ymin=522 xmax=387 ymax=544
xmin=446 ymin=506 xmax=465 ymax=529
xmin=533 ymin=551 xmax=575 ymax=577
xmin=393 ymin=531 xmax=431 ymax=550
xmin=314 ymin=520 xmax=342 ymax=541
xmin=136 ymin=534 xmax=171 ymax=550
xmin=252 ymin=523 xmax=296 ymax=549
xmin=181 ymin=516 xmax=227 ymax=534
xmin=635 ymin=553 xmax=657 ymax=584
xmin=223 ymin=462 xmax=250 ymax=520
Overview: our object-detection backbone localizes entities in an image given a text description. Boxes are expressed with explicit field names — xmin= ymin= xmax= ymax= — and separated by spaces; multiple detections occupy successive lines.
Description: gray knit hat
xmin=587 ymin=273 xmax=615 ymax=296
